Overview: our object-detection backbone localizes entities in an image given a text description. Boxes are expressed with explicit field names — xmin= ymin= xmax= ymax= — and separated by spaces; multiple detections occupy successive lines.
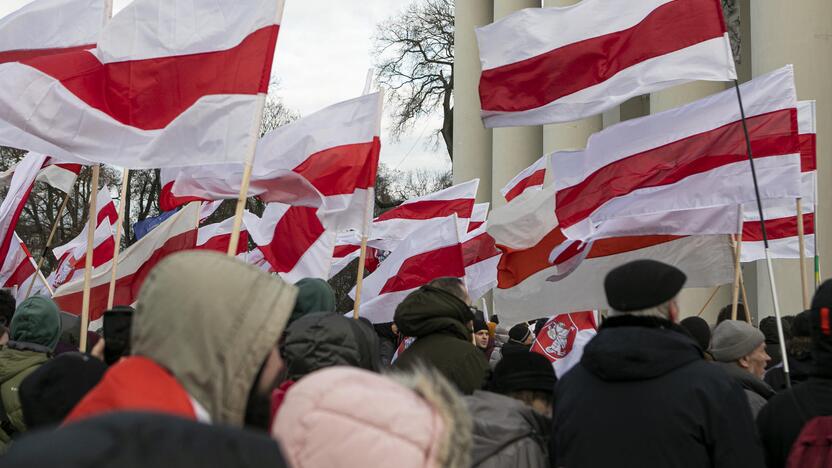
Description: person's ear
xmin=668 ymin=300 xmax=680 ymax=323
xmin=737 ymin=355 xmax=751 ymax=370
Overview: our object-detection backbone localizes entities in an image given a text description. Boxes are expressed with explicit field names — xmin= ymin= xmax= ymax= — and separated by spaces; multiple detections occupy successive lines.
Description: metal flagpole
xmin=733 ymin=80 xmax=791 ymax=388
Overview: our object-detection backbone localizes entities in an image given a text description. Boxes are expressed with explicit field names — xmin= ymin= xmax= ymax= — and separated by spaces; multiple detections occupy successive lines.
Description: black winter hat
xmin=680 ymin=316 xmax=711 ymax=351
xmin=473 ymin=319 xmax=489 ymax=333
xmin=759 ymin=316 xmax=792 ymax=343
xmin=604 ymin=260 xmax=686 ymax=312
xmin=19 ymin=352 xmax=106 ymax=430
xmin=491 ymin=352 xmax=556 ymax=394
xmin=792 ymin=310 xmax=812 ymax=338
xmin=508 ymin=323 xmax=531 ymax=343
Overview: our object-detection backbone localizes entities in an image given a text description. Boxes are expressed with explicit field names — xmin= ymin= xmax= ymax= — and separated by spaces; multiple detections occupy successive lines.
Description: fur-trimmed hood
xmin=272 ymin=366 xmax=472 ymax=468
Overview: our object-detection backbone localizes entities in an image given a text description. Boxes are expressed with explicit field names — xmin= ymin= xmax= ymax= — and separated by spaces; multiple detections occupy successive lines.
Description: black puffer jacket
xmin=281 ymin=312 xmax=381 ymax=380
xmin=552 ymin=315 xmax=764 ymax=468
xmin=1 ymin=412 xmax=287 ymax=468
xmin=466 ymin=391 xmax=549 ymax=467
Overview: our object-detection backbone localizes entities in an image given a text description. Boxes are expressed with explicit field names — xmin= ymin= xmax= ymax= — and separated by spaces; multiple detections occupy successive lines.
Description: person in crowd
xmin=489 ymin=323 xmax=533 ymax=368
xmin=53 ymin=312 xmax=100 ymax=356
xmin=0 ymin=296 xmax=61 ymax=450
xmin=271 ymin=312 xmax=381 ymax=420
xmin=288 ymin=277 xmax=336 ymax=325
xmin=393 ymin=285 xmax=489 ymax=395
xmin=0 ymin=289 xmax=15 ymax=345
xmin=473 ymin=319 xmax=491 ymax=356
xmin=552 ymin=260 xmax=764 ymax=467
xmin=427 ymin=276 xmax=472 ymax=306
xmin=18 ymin=352 xmax=106 ymax=430
xmin=2 ymin=412 xmax=289 ymax=468
xmin=465 ymin=352 xmax=555 ymax=467
xmin=273 ymin=366 xmax=471 ymax=468
xmin=374 ymin=321 xmax=399 ymax=367
xmin=680 ymin=316 xmax=713 ymax=359
xmin=63 ymin=251 xmax=296 ymax=431
xmin=490 ymin=314 xmax=509 ymax=347
xmin=710 ymin=320 xmax=775 ymax=417
xmin=765 ymin=310 xmax=813 ymax=391
xmin=758 ymin=280 xmax=832 ymax=467
xmin=760 ymin=316 xmax=792 ymax=370
xmin=716 ymin=303 xmax=750 ymax=324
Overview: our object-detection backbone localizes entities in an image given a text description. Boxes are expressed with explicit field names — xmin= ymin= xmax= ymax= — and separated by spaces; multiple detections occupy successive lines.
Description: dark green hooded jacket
xmin=393 ymin=286 xmax=489 ymax=394
xmin=289 ymin=278 xmax=336 ymax=324
xmin=0 ymin=296 xmax=61 ymax=449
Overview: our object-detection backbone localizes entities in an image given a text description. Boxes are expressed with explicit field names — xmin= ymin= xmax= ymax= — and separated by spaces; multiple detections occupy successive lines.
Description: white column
xmin=751 ymin=0 xmax=832 ymax=318
xmin=490 ymin=0 xmax=543 ymax=208
xmin=453 ymin=0 xmax=494 ymax=203
xmin=651 ymin=82 xmax=731 ymax=323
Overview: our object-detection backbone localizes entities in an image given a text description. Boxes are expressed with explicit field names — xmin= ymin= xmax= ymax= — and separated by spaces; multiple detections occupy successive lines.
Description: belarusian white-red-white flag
xmin=0 ymin=152 xmax=48 ymax=267
xmin=0 ymin=0 xmax=284 ymax=168
xmin=552 ymin=65 xmax=801 ymax=241
xmin=0 ymin=159 xmax=82 ymax=194
xmin=468 ymin=203 xmax=489 ymax=232
xmin=462 ymin=223 xmax=501 ymax=302
xmin=0 ymin=234 xmax=44 ymax=300
xmin=328 ymin=231 xmax=380 ymax=279
xmin=159 ymin=92 xmax=382 ymax=232
xmin=501 ymin=156 xmax=546 ymax=202
xmin=369 ymin=179 xmax=478 ymax=250
xmin=476 ymin=0 xmax=736 ymax=127
xmin=352 ymin=216 xmax=465 ymax=323
xmin=244 ymin=203 xmax=335 ymax=283
xmin=53 ymin=202 xmax=200 ymax=322
xmin=742 ymin=100 xmax=817 ymax=262
xmin=195 ymin=216 xmax=249 ymax=256
xmin=531 ymin=312 xmax=597 ymax=377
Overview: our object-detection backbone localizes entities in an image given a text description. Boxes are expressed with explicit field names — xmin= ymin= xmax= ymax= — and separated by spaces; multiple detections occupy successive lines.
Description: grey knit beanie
xmin=709 ymin=320 xmax=765 ymax=362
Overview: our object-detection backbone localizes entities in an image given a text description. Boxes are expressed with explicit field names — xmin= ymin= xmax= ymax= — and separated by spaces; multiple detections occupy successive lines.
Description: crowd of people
xmin=0 ymin=251 xmax=828 ymax=467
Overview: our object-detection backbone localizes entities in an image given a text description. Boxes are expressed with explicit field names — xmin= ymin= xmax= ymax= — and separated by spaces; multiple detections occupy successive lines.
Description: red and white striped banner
xmin=244 ymin=203 xmax=335 ymax=284
xmin=468 ymin=203 xmax=489 ymax=232
xmin=328 ymin=231 xmax=379 ymax=279
xmin=501 ymin=156 xmax=546 ymax=202
xmin=352 ymin=216 xmax=465 ymax=323
xmin=53 ymin=203 xmax=200 ymax=322
xmin=0 ymin=152 xmax=48 ymax=267
xmin=742 ymin=100 xmax=817 ymax=262
xmin=195 ymin=216 xmax=249 ymax=256
xmin=0 ymin=159 xmax=82 ymax=194
xmin=552 ymin=66 xmax=801 ymax=241
xmin=0 ymin=0 xmax=284 ymax=169
xmin=0 ymin=234 xmax=41 ymax=300
xmin=476 ymin=0 xmax=736 ymax=127
xmin=0 ymin=0 xmax=101 ymax=63
xmin=462 ymin=223 xmax=501 ymax=302
xmin=160 ymin=93 xmax=382 ymax=232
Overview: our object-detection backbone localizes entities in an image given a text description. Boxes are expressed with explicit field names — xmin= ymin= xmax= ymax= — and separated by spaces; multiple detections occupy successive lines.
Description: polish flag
xmin=53 ymin=203 xmax=200 ymax=322
xmin=195 ymin=216 xmax=249 ymax=256
xmin=501 ymin=156 xmax=546 ymax=202
xmin=352 ymin=216 xmax=465 ymax=323
xmin=742 ymin=100 xmax=817 ymax=262
xmin=531 ymin=312 xmax=597 ymax=378
xmin=159 ymin=92 xmax=382 ymax=232
xmin=495 ymin=227 xmax=734 ymax=323
xmin=370 ymin=179 xmax=478 ymax=250
xmin=244 ymin=204 xmax=336 ymax=284
xmin=476 ymin=0 xmax=736 ymax=127
xmin=0 ymin=152 xmax=48 ymax=267
xmin=462 ymin=223 xmax=501 ymax=303
xmin=0 ymin=0 xmax=284 ymax=169
xmin=468 ymin=203 xmax=489 ymax=232
xmin=0 ymin=0 xmax=102 ymax=64
xmin=552 ymin=66 xmax=801 ymax=241
xmin=0 ymin=159 xmax=83 ymax=194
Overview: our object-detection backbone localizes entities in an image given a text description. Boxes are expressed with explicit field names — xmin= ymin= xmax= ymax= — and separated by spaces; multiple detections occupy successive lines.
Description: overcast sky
xmin=0 ymin=0 xmax=450 ymax=173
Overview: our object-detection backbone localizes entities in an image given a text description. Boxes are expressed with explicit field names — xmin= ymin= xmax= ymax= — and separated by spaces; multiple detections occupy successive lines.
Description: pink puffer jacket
xmin=272 ymin=367 xmax=471 ymax=468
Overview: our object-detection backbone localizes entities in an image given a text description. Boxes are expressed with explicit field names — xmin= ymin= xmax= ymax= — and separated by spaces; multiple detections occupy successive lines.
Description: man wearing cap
xmin=710 ymin=320 xmax=775 ymax=417
xmin=551 ymin=260 xmax=764 ymax=467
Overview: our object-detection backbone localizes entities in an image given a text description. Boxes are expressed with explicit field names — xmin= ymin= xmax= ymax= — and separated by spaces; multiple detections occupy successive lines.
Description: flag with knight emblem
xmin=531 ymin=311 xmax=598 ymax=377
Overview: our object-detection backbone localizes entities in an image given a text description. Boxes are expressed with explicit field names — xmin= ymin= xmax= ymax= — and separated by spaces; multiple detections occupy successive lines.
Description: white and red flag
xmin=352 ymin=216 xmax=465 ymax=323
xmin=328 ymin=231 xmax=380 ymax=279
xmin=501 ymin=156 xmax=546 ymax=202
xmin=53 ymin=202 xmax=200 ymax=322
xmin=0 ymin=0 xmax=284 ymax=168
xmin=195 ymin=216 xmax=249 ymax=256
xmin=476 ymin=0 xmax=736 ymax=127
xmin=462 ymin=223 xmax=501 ymax=303
xmin=532 ymin=312 xmax=598 ymax=378
xmin=160 ymin=92 xmax=382 ymax=231
xmin=0 ymin=159 xmax=82 ymax=194
xmin=742 ymin=100 xmax=817 ymax=262
xmin=0 ymin=234 xmax=44 ymax=300
xmin=552 ymin=65 xmax=801 ymax=241
xmin=244 ymin=204 xmax=336 ymax=284
xmin=369 ymin=179 xmax=478 ymax=250
xmin=0 ymin=152 xmax=48 ymax=268
xmin=468 ymin=203 xmax=489 ymax=232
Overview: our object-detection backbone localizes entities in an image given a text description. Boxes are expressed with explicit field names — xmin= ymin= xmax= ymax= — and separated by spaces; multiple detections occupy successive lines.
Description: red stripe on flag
xmin=159 ymin=181 xmax=210 ymax=212
xmin=2 ymin=255 xmax=35 ymax=289
xmin=800 ymin=134 xmax=816 ymax=172
xmin=0 ymin=44 xmax=95 ymax=65
xmin=55 ymin=229 xmax=198 ymax=322
xmin=505 ymin=169 xmax=545 ymax=202
xmin=468 ymin=221 xmax=484 ymax=232
xmin=195 ymin=231 xmax=249 ymax=256
xmin=54 ymin=163 xmax=83 ymax=174
xmin=375 ymin=199 xmax=473 ymax=222
xmin=97 ymin=202 xmax=118 ymax=226
xmin=462 ymin=232 xmax=500 ymax=266
xmin=333 ymin=244 xmax=360 ymax=258
xmin=260 ymin=207 xmax=325 ymax=274
xmin=0 ymin=177 xmax=38 ymax=265
xmin=743 ymin=213 xmax=815 ymax=242
xmin=22 ymin=26 xmax=279 ymax=130
xmin=479 ymin=0 xmax=726 ymax=112
xmin=379 ymin=244 xmax=465 ymax=294
xmin=293 ymin=138 xmax=381 ymax=195
xmin=555 ymin=108 xmax=798 ymax=229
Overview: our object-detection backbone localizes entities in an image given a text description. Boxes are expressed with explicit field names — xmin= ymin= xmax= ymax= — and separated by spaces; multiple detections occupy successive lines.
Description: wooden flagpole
xmin=731 ymin=232 xmax=743 ymax=321
xmin=797 ymin=198 xmax=810 ymax=309
xmin=739 ymin=267 xmax=751 ymax=324
xmin=105 ymin=170 xmax=129 ymax=309
xmin=697 ymin=285 xmax=722 ymax=317
xmin=79 ymin=165 xmax=100 ymax=352
xmin=24 ymin=192 xmax=70 ymax=298
xmin=227 ymin=94 xmax=267 ymax=256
